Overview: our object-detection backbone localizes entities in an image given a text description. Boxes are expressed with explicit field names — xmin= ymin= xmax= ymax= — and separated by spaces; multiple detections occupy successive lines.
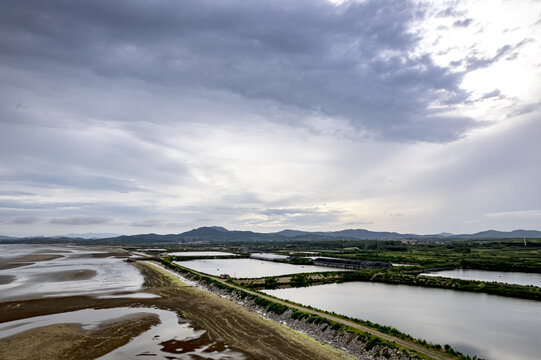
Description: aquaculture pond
xmin=264 ymin=281 xmax=541 ymax=360
xmin=168 ymin=251 xmax=236 ymax=257
xmin=175 ymin=258 xmax=347 ymax=278
xmin=421 ymin=268 xmax=541 ymax=287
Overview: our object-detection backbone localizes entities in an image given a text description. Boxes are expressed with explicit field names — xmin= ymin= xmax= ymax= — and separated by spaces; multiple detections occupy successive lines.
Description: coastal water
xmin=175 ymin=258 xmax=347 ymax=278
xmin=264 ymin=282 xmax=541 ymax=360
xmin=421 ymin=268 xmax=541 ymax=287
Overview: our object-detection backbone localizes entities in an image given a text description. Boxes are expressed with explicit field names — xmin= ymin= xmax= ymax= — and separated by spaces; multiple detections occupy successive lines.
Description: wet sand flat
xmin=32 ymin=269 xmax=98 ymax=282
xmin=0 ymin=275 xmax=15 ymax=285
xmin=0 ymin=314 xmax=160 ymax=360
xmin=0 ymin=254 xmax=65 ymax=270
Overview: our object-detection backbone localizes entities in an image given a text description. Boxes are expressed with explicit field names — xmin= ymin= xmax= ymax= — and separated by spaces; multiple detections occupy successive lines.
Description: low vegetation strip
xmin=155 ymin=258 xmax=480 ymax=360
xmin=316 ymin=239 xmax=541 ymax=273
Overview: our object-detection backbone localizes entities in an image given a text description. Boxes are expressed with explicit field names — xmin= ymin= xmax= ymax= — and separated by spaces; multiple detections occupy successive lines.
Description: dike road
xmin=153 ymin=260 xmax=454 ymax=360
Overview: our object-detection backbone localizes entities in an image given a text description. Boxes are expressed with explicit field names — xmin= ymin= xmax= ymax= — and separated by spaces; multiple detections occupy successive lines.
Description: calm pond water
xmin=264 ymin=282 xmax=541 ymax=360
xmin=168 ymin=251 xmax=236 ymax=256
xmin=176 ymin=258 xmax=346 ymax=278
xmin=421 ymin=269 xmax=541 ymax=287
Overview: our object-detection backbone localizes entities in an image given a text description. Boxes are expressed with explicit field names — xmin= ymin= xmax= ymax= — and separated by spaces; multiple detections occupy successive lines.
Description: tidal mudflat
xmin=0 ymin=244 xmax=351 ymax=360
xmin=264 ymin=281 xmax=541 ymax=360
xmin=0 ymin=244 xmax=144 ymax=301
xmin=175 ymin=258 xmax=347 ymax=278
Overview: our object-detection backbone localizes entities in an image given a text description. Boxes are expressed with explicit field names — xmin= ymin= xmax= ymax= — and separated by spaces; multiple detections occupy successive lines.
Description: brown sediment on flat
xmin=0 ymin=313 xmax=160 ymax=360
xmin=32 ymin=269 xmax=98 ymax=282
xmin=10 ymin=254 xmax=65 ymax=263
xmin=0 ymin=275 xmax=15 ymax=285
xmin=70 ymin=249 xmax=130 ymax=259
xmin=0 ymin=260 xmax=352 ymax=360
xmin=0 ymin=254 xmax=65 ymax=271
xmin=0 ymin=262 xmax=31 ymax=271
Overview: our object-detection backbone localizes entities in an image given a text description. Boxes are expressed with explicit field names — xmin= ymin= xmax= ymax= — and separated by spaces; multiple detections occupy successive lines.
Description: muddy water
xmin=264 ymin=281 xmax=541 ymax=360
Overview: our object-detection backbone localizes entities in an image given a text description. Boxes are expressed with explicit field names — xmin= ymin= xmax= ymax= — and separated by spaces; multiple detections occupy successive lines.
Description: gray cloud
xmin=479 ymin=89 xmax=501 ymax=100
xmin=436 ymin=7 xmax=467 ymax=18
xmin=506 ymin=101 xmax=541 ymax=117
xmin=130 ymin=220 xmax=162 ymax=227
xmin=11 ymin=216 xmax=39 ymax=224
xmin=50 ymin=217 xmax=110 ymax=225
xmin=465 ymin=39 xmax=533 ymax=71
xmin=1 ymin=173 xmax=146 ymax=193
xmin=256 ymin=207 xmax=344 ymax=226
xmin=0 ymin=0 xmax=477 ymax=142
xmin=1 ymin=1 xmax=539 ymax=236
xmin=453 ymin=18 xmax=473 ymax=27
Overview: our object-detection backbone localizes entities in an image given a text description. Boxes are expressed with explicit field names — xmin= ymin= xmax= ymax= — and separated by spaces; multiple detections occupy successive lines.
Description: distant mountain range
xmin=1 ymin=227 xmax=540 ymax=244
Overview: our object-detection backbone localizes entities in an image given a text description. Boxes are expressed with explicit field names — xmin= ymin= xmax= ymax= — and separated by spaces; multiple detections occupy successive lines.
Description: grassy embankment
xmin=156 ymin=258 xmax=480 ymax=360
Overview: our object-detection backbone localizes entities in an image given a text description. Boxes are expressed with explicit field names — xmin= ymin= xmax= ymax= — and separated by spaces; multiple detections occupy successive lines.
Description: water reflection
xmin=422 ymin=269 xmax=541 ymax=287
xmin=0 ymin=245 xmax=145 ymax=301
xmin=168 ymin=251 xmax=236 ymax=257
xmin=0 ymin=307 xmax=245 ymax=359
xmin=176 ymin=258 xmax=347 ymax=278
xmin=264 ymin=282 xmax=541 ymax=360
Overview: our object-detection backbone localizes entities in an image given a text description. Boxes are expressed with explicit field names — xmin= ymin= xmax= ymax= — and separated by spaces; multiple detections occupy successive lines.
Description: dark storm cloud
xmin=0 ymin=0 xmax=476 ymax=142
xmin=50 ymin=217 xmax=110 ymax=225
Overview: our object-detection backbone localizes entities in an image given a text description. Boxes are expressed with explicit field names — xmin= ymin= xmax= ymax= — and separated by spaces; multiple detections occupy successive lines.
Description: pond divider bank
xmin=236 ymin=267 xmax=541 ymax=301
xmin=154 ymin=258 xmax=476 ymax=360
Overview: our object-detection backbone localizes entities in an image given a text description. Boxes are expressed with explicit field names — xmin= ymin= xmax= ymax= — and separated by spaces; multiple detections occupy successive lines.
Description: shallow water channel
xmin=264 ymin=282 xmax=541 ymax=360
xmin=421 ymin=268 xmax=541 ymax=287
xmin=175 ymin=258 xmax=346 ymax=278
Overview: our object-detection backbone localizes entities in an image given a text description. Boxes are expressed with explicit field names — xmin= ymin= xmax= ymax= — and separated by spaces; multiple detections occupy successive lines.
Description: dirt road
xmin=165 ymin=261 xmax=454 ymax=360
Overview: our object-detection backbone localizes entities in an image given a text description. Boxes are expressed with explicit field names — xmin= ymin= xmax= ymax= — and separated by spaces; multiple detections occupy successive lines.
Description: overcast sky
xmin=1 ymin=0 xmax=540 ymax=237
